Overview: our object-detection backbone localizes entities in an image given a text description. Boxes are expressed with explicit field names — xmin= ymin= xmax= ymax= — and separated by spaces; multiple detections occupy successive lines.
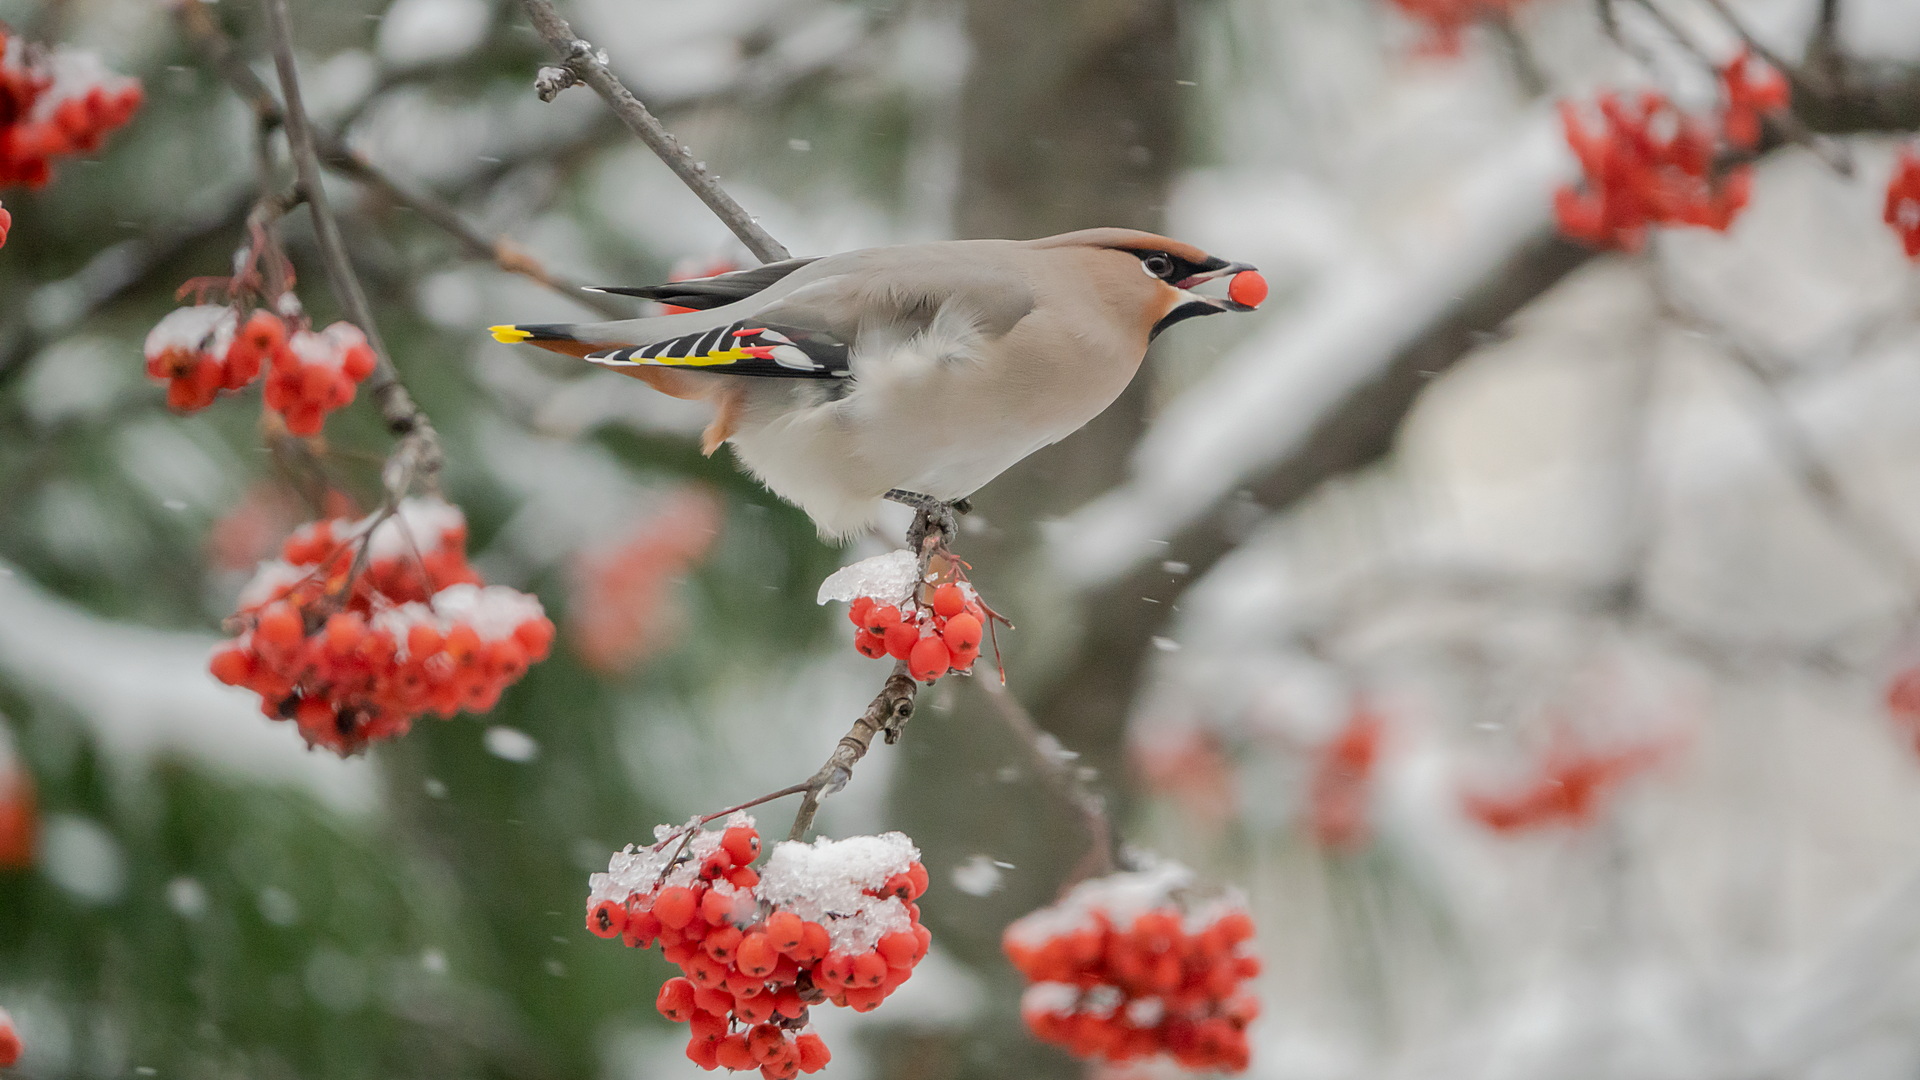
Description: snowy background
xmin=5 ymin=0 xmax=1920 ymax=1077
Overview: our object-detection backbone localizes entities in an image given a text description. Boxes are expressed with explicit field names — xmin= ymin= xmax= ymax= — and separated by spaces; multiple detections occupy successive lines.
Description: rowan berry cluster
xmin=586 ymin=816 xmax=932 ymax=1078
xmin=144 ymin=303 xmax=376 ymax=432
xmin=1307 ymin=706 xmax=1384 ymax=852
xmin=1884 ymin=150 xmax=1920 ymax=260
xmin=0 ymin=744 xmax=33 ymax=872
xmin=0 ymin=1005 xmax=19 ymax=1069
xmin=1385 ymin=0 xmax=1529 ymax=55
xmin=1004 ymin=862 xmax=1261 ymax=1072
xmin=1554 ymin=89 xmax=1753 ymax=251
xmin=209 ymin=498 xmax=554 ymax=755
xmin=823 ymin=548 xmax=988 ymax=682
xmin=0 ymin=28 xmax=142 ymax=190
xmin=569 ymin=489 xmax=723 ymax=675
xmin=1461 ymin=734 xmax=1665 ymax=833
xmin=1719 ymin=50 xmax=1790 ymax=152
xmin=1886 ymin=663 xmax=1920 ymax=753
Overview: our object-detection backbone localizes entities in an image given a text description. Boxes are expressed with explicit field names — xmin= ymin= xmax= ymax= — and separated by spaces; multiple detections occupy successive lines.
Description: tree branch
xmin=260 ymin=0 xmax=440 ymax=493
xmin=176 ymin=0 xmax=627 ymax=318
xmin=511 ymin=0 xmax=791 ymax=264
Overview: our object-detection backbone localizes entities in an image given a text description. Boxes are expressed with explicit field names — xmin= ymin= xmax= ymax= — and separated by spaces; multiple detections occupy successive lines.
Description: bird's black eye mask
xmin=1130 ymin=249 xmax=1228 ymax=287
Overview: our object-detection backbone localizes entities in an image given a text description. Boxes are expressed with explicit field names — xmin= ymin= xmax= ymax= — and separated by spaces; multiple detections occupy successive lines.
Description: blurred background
xmin=5 ymin=0 xmax=1920 ymax=1077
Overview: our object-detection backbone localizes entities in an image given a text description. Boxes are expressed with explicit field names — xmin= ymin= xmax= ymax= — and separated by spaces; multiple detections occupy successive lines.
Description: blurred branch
xmin=1048 ymin=55 xmax=1920 ymax=801
xmin=512 ymin=0 xmax=792 ymax=264
xmin=261 ymin=0 xmax=441 ymax=494
xmin=176 ymin=0 xmax=626 ymax=318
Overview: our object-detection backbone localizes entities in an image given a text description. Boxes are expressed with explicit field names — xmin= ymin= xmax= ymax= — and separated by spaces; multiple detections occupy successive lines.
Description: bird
xmin=491 ymin=228 xmax=1266 ymax=539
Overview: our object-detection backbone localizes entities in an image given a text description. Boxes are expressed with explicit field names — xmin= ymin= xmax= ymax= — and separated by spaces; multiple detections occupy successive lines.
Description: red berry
xmin=587 ymin=899 xmax=626 ymax=939
xmin=716 ymin=1034 xmax=757 ymax=1072
xmin=883 ymin=622 xmax=920 ymax=661
xmin=861 ymin=605 xmax=901 ymax=635
xmin=877 ymin=931 xmax=919 ymax=969
xmin=721 ymin=824 xmax=761 ymax=864
xmin=854 ymin=629 xmax=888 ymax=659
xmin=704 ymin=924 xmax=743 ymax=962
xmin=685 ymin=1032 xmax=720 ymax=1070
xmin=849 ymin=596 xmax=875 ymax=626
xmin=765 ymin=911 xmax=805 ymax=953
xmin=1228 ymin=269 xmax=1268 ymax=309
xmin=653 ymin=885 xmax=697 ymax=929
xmin=736 ymin=932 xmax=778 ymax=977
xmin=656 ymin=976 xmax=697 ymax=1022
xmin=700 ymin=887 xmax=734 ymax=925
xmin=905 ymin=861 xmax=930 ymax=900
xmin=908 ymin=636 xmax=951 ymax=681
xmin=942 ymin=612 xmax=982 ymax=661
xmin=931 ymin=583 xmax=966 ymax=618
xmin=746 ymin=1023 xmax=788 ymax=1064
xmin=622 ymin=907 xmax=661 ymax=949
xmin=793 ymin=1032 xmax=830 ymax=1073
xmin=792 ymin=921 xmax=831 ymax=963
xmin=850 ymin=950 xmax=888 ymax=987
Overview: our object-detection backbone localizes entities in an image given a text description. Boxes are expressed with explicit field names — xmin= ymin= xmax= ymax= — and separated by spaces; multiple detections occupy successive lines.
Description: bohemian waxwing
xmin=492 ymin=228 xmax=1266 ymax=538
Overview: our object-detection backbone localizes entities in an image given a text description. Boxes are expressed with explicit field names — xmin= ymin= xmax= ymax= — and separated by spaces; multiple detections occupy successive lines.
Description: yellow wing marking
xmin=637 ymin=346 xmax=752 ymax=368
xmin=490 ymin=325 xmax=532 ymax=343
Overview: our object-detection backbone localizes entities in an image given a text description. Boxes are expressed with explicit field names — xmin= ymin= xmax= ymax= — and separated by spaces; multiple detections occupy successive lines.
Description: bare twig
xmin=786 ymin=665 xmax=919 ymax=842
xmin=260 ymin=0 xmax=441 ymax=494
xmin=512 ymin=0 xmax=791 ymax=264
xmin=977 ymin=681 xmax=1118 ymax=882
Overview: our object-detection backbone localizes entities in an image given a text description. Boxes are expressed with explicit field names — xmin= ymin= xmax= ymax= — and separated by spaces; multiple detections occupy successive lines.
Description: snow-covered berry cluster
xmin=143 ymin=304 xmax=375 ymax=432
xmin=586 ymin=816 xmax=932 ymax=1077
xmin=0 ymin=29 xmax=142 ymax=190
xmin=210 ymin=498 xmax=553 ymax=755
xmin=1004 ymin=861 xmax=1261 ymax=1072
xmin=0 ymin=1005 xmax=19 ymax=1068
xmin=1885 ymin=150 xmax=1920 ymax=261
xmin=819 ymin=550 xmax=987 ymax=683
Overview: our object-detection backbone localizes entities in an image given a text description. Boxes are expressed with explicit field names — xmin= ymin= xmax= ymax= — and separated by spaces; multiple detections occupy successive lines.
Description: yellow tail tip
xmin=490 ymin=324 xmax=532 ymax=343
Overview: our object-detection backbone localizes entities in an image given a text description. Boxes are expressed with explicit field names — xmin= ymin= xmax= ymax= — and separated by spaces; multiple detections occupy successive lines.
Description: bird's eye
xmin=1141 ymin=253 xmax=1174 ymax=279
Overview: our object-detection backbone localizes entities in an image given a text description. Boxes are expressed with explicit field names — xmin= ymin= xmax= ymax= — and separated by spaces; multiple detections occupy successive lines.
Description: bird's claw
xmin=885 ymin=489 xmax=963 ymax=548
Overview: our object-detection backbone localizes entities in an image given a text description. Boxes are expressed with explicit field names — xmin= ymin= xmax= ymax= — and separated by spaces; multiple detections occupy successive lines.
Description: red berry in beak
xmin=1227 ymin=269 xmax=1267 ymax=309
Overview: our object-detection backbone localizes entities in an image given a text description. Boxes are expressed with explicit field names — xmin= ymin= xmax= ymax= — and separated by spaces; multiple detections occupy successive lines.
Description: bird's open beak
xmin=1172 ymin=262 xmax=1265 ymax=312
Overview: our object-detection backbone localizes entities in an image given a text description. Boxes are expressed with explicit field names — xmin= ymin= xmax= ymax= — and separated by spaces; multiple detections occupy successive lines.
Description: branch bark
xmin=512 ymin=0 xmax=791 ymax=264
xmin=260 ymin=0 xmax=440 ymax=492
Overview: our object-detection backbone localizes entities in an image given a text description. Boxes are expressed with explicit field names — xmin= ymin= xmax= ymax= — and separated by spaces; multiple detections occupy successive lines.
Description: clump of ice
xmin=758 ymin=831 xmax=920 ymax=954
xmin=1003 ymin=857 xmax=1250 ymax=947
xmin=588 ymin=812 xmax=757 ymax=907
xmin=817 ymin=550 xmax=919 ymax=607
xmin=143 ymin=305 xmax=233 ymax=358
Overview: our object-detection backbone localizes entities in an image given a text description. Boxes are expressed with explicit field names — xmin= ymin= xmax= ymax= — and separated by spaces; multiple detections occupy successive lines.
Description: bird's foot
xmin=885 ymin=489 xmax=966 ymax=550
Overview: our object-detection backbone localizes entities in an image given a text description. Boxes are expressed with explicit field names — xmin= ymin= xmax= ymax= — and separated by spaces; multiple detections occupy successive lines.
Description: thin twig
xmin=977 ymin=680 xmax=1118 ymax=882
xmin=786 ymin=664 xmax=919 ymax=842
xmin=260 ymin=0 xmax=441 ymax=494
xmin=512 ymin=0 xmax=791 ymax=264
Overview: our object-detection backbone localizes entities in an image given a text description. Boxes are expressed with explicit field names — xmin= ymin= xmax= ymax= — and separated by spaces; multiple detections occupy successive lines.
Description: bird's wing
xmin=499 ymin=241 xmax=1035 ymax=379
xmin=586 ymin=316 xmax=850 ymax=379
xmin=586 ymin=257 xmax=819 ymax=310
